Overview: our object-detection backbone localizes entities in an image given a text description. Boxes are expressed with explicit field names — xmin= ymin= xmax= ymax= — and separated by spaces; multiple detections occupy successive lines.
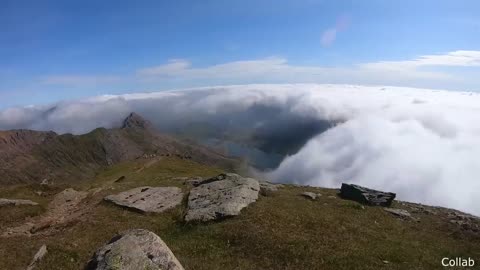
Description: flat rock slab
xmin=0 ymin=198 xmax=38 ymax=206
xmin=105 ymin=186 xmax=183 ymax=213
xmin=185 ymin=173 xmax=260 ymax=222
xmin=384 ymin=208 xmax=412 ymax=219
xmin=86 ymin=229 xmax=184 ymax=270
xmin=301 ymin=192 xmax=321 ymax=200
xmin=340 ymin=183 xmax=396 ymax=207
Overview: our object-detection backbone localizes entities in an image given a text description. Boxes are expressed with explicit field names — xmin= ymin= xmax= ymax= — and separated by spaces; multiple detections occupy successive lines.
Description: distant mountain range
xmin=0 ymin=112 xmax=237 ymax=185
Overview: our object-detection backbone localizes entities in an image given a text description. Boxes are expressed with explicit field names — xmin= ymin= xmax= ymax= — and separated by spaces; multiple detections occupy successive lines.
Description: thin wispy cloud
xmin=34 ymin=50 xmax=480 ymax=91
xmin=361 ymin=50 xmax=480 ymax=70
xmin=137 ymin=59 xmax=192 ymax=76
xmin=320 ymin=15 xmax=350 ymax=47
xmin=41 ymin=75 xmax=122 ymax=86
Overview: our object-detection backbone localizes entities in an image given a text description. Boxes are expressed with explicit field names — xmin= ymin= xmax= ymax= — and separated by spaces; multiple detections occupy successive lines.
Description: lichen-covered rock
xmin=0 ymin=198 xmax=38 ymax=207
xmin=340 ymin=183 xmax=396 ymax=207
xmin=86 ymin=229 xmax=184 ymax=270
xmin=185 ymin=173 xmax=260 ymax=222
xmin=105 ymin=187 xmax=183 ymax=213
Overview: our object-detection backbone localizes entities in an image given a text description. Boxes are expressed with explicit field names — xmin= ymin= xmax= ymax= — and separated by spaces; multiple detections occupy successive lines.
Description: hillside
xmin=0 ymin=157 xmax=479 ymax=270
xmin=0 ymin=113 xmax=238 ymax=185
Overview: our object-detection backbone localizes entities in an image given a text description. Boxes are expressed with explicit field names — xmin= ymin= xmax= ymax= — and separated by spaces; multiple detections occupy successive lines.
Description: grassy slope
xmin=0 ymin=158 xmax=479 ymax=270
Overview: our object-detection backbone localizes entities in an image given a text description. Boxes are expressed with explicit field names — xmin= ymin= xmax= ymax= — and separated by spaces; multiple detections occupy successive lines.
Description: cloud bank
xmin=1 ymin=84 xmax=480 ymax=215
xmin=37 ymin=50 xmax=480 ymax=94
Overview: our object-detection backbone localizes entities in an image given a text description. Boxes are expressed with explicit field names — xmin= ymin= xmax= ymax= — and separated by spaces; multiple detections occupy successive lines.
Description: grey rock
xmin=105 ymin=187 xmax=183 ymax=213
xmin=0 ymin=198 xmax=38 ymax=207
xmin=340 ymin=183 xmax=396 ymax=206
xmin=448 ymin=211 xmax=480 ymax=232
xmin=259 ymin=180 xmax=281 ymax=196
xmin=26 ymin=244 xmax=48 ymax=270
xmin=86 ymin=229 xmax=184 ymax=270
xmin=301 ymin=192 xmax=319 ymax=200
xmin=185 ymin=173 xmax=260 ymax=222
xmin=384 ymin=208 xmax=412 ymax=219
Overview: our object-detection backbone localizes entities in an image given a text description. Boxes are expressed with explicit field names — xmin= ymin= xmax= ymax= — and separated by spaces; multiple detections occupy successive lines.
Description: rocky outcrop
xmin=105 ymin=187 xmax=183 ymax=213
xmin=340 ymin=183 xmax=396 ymax=207
xmin=122 ymin=112 xmax=154 ymax=130
xmin=448 ymin=211 xmax=479 ymax=232
xmin=86 ymin=229 xmax=184 ymax=270
xmin=26 ymin=244 xmax=47 ymax=270
xmin=0 ymin=113 xmax=238 ymax=185
xmin=185 ymin=173 xmax=260 ymax=222
xmin=0 ymin=198 xmax=38 ymax=206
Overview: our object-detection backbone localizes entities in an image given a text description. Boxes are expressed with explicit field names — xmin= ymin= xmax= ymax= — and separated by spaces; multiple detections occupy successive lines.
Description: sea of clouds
xmin=1 ymin=84 xmax=480 ymax=215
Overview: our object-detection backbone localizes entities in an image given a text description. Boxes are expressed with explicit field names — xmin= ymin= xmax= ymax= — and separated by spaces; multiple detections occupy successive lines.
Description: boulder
xmin=105 ymin=187 xmax=183 ymax=213
xmin=259 ymin=180 xmax=281 ymax=196
xmin=26 ymin=244 xmax=47 ymax=270
xmin=185 ymin=173 xmax=260 ymax=222
xmin=384 ymin=208 xmax=412 ymax=219
xmin=86 ymin=229 xmax=184 ymax=270
xmin=0 ymin=198 xmax=38 ymax=207
xmin=340 ymin=183 xmax=396 ymax=207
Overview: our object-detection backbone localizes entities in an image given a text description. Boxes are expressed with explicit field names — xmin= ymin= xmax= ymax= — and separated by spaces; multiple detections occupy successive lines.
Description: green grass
xmin=0 ymin=158 xmax=479 ymax=270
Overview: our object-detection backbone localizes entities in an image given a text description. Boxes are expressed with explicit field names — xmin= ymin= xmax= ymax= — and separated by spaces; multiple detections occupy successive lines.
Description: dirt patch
xmin=2 ymin=188 xmax=91 ymax=237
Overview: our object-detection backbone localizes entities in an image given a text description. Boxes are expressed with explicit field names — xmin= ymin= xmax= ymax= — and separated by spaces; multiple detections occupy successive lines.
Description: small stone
xmin=26 ymin=244 xmax=48 ymax=270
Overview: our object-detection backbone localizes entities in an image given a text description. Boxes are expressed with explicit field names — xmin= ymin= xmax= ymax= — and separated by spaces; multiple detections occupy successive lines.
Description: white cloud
xmin=34 ymin=50 xmax=480 ymax=91
xmin=133 ymin=51 xmax=480 ymax=89
xmin=138 ymin=57 xmax=289 ymax=79
xmin=1 ymin=84 xmax=480 ymax=215
xmin=360 ymin=50 xmax=480 ymax=70
xmin=137 ymin=59 xmax=192 ymax=76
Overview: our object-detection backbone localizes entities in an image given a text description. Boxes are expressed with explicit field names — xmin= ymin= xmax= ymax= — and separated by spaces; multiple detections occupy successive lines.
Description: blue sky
xmin=1 ymin=0 xmax=479 ymax=108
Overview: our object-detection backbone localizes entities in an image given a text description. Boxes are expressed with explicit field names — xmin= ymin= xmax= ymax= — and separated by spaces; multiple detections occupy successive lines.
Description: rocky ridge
xmin=0 ymin=113 xmax=237 ymax=185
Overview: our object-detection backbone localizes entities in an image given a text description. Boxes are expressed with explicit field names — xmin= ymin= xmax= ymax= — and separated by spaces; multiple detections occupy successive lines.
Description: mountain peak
xmin=122 ymin=112 xmax=153 ymax=130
